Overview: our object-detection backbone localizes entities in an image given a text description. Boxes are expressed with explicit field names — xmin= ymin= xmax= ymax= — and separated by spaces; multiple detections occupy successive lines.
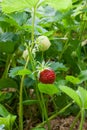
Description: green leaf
xmin=9 ymin=67 xmax=31 ymax=77
xmin=4 ymin=93 xmax=12 ymax=100
xmin=0 ymin=14 xmax=20 ymax=29
xmin=78 ymin=70 xmax=87 ymax=83
xmin=1 ymin=0 xmax=39 ymax=13
xmin=77 ymin=87 xmax=87 ymax=109
xmin=59 ymin=86 xmax=81 ymax=107
xmin=0 ymin=12 xmax=28 ymax=28
xmin=0 ymin=78 xmax=17 ymax=90
xmin=10 ymin=12 xmax=28 ymax=26
xmin=23 ymin=100 xmax=39 ymax=105
xmin=0 ymin=114 xmax=16 ymax=130
xmin=0 ymin=32 xmax=20 ymax=54
xmin=65 ymin=75 xmax=80 ymax=84
xmin=38 ymin=83 xmax=59 ymax=96
xmin=0 ymin=104 xmax=10 ymax=117
xmin=9 ymin=66 xmax=23 ymax=78
xmin=46 ymin=0 xmax=72 ymax=11
xmin=17 ymin=69 xmax=31 ymax=76
xmin=1 ymin=0 xmax=72 ymax=13
xmin=50 ymin=62 xmax=67 ymax=71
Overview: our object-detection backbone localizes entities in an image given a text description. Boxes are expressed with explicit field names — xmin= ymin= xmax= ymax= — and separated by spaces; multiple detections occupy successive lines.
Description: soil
xmin=47 ymin=116 xmax=87 ymax=130
xmin=24 ymin=116 xmax=87 ymax=130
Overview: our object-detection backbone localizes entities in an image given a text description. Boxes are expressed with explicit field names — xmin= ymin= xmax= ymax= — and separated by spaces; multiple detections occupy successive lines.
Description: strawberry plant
xmin=0 ymin=0 xmax=87 ymax=130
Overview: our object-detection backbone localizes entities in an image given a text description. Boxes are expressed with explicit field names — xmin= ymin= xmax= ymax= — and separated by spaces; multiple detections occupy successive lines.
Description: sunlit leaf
xmin=78 ymin=70 xmax=87 ymax=83
xmin=38 ymin=83 xmax=59 ymax=96
xmin=0 ymin=104 xmax=10 ymax=117
xmin=65 ymin=75 xmax=80 ymax=84
xmin=0 ymin=114 xmax=16 ymax=130
xmin=59 ymin=86 xmax=81 ymax=107
xmin=1 ymin=0 xmax=72 ymax=14
xmin=46 ymin=0 xmax=72 ymax=11
xmin=77 ymin=87 xmax=87 ymax=109
xmin=1 ymin=0 xmax=39 ymax=13
xmin=17 ymin=69 xmax=31 ymax=76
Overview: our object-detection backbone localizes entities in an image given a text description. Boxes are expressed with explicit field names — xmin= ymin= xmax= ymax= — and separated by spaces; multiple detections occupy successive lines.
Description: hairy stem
xmin=19 ymin=5 xmax=37 ymax=130
xmin=19 ymin=56 xmax=29 ymax=130
xmin=78 ymin=108 xmax=85 ymax=130
xmin=2 ymin=54 xmax=14 ymax=78
xmin=31 ymin=7 xmax=36 ymax=50
xmin=40 ymin=93 xmax=51 ymax=130
xmin=70 ymin=111 xmax=80 ymax=130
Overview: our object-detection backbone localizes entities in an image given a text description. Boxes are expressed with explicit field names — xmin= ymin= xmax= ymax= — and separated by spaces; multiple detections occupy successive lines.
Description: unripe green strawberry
xmin=71 ymin=51 xmax=77 ymax=58
xmin=36 ymin=36 xmax=51 ymax=51
xmin=22 ymin=49 xmax=28 ymax=60
xmin=39 ymin=69 xmax=56 ymax=84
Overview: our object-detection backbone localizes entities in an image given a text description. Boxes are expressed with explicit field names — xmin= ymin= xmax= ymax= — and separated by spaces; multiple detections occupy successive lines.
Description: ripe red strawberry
xmin=39 ymin=69 xmax=56 ymax=84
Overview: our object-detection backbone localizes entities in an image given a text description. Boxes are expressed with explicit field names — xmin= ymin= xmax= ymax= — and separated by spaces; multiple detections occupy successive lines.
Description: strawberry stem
xmin=40 ymin=93 xmax=51 ymax=130
xmin=19 ymin=56 xmax=29 ymax=130
xmin=19 ymin=5 xmax=37 ymax=130
xmin=79 ymin=108 xmax=85 ymax=130
xmin=70 ymin=111 xmax=80 ymax=130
